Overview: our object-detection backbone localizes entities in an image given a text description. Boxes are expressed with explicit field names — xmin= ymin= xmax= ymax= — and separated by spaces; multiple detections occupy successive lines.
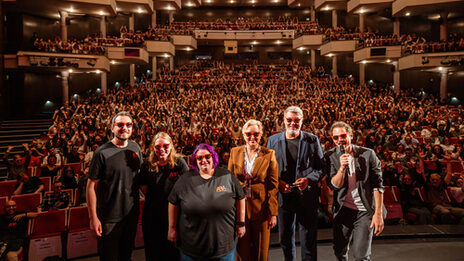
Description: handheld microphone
xmin=340 ymin=145 xmax=345 ymax=154
xmin=339 ymin=145 xmax=351 ymax=176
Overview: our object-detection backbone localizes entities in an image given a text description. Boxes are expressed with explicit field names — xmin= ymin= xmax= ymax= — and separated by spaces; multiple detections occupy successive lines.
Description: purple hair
xmin=190 ymin=143 xmax=220 ymax=171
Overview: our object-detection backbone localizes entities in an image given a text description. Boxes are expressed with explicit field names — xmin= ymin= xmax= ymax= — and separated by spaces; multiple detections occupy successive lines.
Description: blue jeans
xmin=180 ymin=248 xmax=235 ymax=261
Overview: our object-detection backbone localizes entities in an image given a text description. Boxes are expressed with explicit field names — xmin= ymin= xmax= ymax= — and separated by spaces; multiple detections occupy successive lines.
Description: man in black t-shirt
xmin=0 ymin=200 xmax=37 ymax=261
xmin=87 ymin=111 xmax=142 ymax=261
xmin=267 ymin=106 xmax=324 ymax=261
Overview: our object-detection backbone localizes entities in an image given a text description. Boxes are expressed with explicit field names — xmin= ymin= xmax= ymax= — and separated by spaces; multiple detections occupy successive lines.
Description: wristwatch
xmin=236 ymin=221 xmax=245 ymax=227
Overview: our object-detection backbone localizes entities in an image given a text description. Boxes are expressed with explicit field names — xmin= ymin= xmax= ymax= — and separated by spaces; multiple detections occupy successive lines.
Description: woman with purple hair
xmin=168 ymin=143 xmax=246 ymax=261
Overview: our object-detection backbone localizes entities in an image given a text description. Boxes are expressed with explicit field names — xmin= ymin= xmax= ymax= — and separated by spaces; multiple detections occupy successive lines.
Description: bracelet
xmin=236 ymin=221 xmax=245 ymax=227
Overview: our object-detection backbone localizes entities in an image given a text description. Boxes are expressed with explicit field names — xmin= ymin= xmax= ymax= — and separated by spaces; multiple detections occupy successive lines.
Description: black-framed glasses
xmin=332 ymin=134 xmax=347 ymax=141
xmin=196 ymin=154 xmax=212 ymax=161
xmin=245 ymin=132 xmax=260 ymax=138
xmin=114 ymin=122 xmax=133 ymax=128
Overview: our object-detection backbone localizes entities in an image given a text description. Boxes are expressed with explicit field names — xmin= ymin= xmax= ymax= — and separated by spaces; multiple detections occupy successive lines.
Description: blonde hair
xmin=242 ymin=119 xmax=263 ymax=135
xmin=148 ymin=132 xmax=178 ymax=172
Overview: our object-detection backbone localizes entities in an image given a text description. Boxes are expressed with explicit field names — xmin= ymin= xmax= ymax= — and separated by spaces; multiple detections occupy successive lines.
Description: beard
xmin=286 ymin=129 xmax=300 ymax=136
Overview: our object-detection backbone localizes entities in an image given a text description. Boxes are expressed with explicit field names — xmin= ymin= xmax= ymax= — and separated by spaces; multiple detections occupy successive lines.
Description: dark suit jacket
xmin=266 ymin=131 xmax=324 ymax=209
xmin=228 ymin=146 xmax=279 ymax=221
xmin=325 ymin=145 xmax=387 ymax=219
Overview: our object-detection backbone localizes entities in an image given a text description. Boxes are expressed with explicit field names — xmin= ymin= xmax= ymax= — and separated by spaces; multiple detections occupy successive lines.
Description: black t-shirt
xmin=89 ymin=140 xmax=142 ymax=223
xmin=282 ymin=138 xmax=299 ymax=184
xmin=15 ymin=176 xmax=43 ymax=195
xmin=168 ymin=167 xmax=245 ymax=259
xmin=0 ymin=215 xmax=28 ymax=251
xmin=139 ymin=157 xmax=189 ymax=219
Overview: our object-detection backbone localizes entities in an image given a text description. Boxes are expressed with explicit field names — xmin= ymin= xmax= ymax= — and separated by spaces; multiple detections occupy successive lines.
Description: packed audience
xmin=2 ymin=60 xmax=464 ymax=225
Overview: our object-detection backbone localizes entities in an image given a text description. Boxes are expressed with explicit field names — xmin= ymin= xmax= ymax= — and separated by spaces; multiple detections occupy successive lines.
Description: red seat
xmin=450 ymin=161 xmax=464 ymax=173
xmin=383 ymin=186 xmax=403 ymax=220
xmin=0 ymin=196 xmax=7 ymax=215
xmin=11 ymin=193 xmax=42 ymax=213
xmin=39 ymin=177 xmax=51 ymax=192
xmin=65 ymin=163 xmax=83 ymax=175
xmin=66 ymin=206 xmax=98 ymax=259
xmin=135 ymin=199 xmax=145 ymax=248
xmin=28 ymin=209 xmax=66 ymax=261
xmin=0 ymin=180 xmax=17 ymax=197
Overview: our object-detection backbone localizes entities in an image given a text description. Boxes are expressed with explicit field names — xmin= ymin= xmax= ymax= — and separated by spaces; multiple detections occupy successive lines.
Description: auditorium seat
xmin=66 ymin=206 xmax=98 ymax=259
xmin=65 ymin=162 xmax=83 ymax=174
xmin=383 ymin=186 xmax=403 ymax=220
xmin=28 ymin=209 xmax=66 ymax=261
xmin=0 ymin=180 xmax=17 ymax=197
xmin=11 ymin=193 xmax=41 ymax=213
xmin=39 ymin=176 xmax=51 ymax=192
xmin=0 ymin=196 xmax=7 ymax=215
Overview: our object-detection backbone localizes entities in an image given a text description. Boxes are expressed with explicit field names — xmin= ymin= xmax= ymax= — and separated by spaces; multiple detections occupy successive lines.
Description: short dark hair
xmin=111 ymin=111 xmax=133 ymax=126
xmin=330 ymin=121 xmax=353 ymax=136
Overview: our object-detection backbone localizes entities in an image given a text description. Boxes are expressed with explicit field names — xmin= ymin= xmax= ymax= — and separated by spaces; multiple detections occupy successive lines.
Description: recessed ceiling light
xmin=111 ymin=60 xmax=116 ymax=64
xmin=406 ymin=12 xmax=410 ymax=16
xmin=68 ymin=69 xmax=73 ymax=73
xmin=69 ymin=7 xmax=74 ymax=13
xmin=137 ymin=8 xmax=143 ymax=13
xmin=99 ymin=11 xmax=104 ymax=15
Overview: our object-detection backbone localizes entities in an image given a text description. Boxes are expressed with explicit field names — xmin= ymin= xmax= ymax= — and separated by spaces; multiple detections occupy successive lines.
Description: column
xmin=310 ymin=6 xmax=316 ymax=22
xmin=152 ymin=11 xmax=157 ymax=27
xmin=332 ymin=10 xmax=338 ymax=27
xmin=59 ymin=11 xmax=68 ymax=42
xmin=169 ymin=56 xmax=174 ymax=71
xmin=129 ymin=14 xmax=135 ymax=31
xmin=332 ymin=56 xmax=338 ymax=77
xmin=359 ymin=62 xmax=365 ymax=85
xmin=101 ymin=71 xmax=107 ymax=95
xmin=152 ymin=56 xmax=157 ymax=80
xmin=169 ymin=12 xmax=174 ymax=25
xmin=393 ymin=62 xmax=400 ymax=94
xmin=393 ymin=18 xmax=400 ymax=36
xmin=440 ymin=12 xmax=448 ymax=42
xmin=100 ymin=16 xmax=106 ymax=38
xmin=311 ymin=49 xmax=316 ymax=72
xmin=359 ymin=13 xmax=365 ymax=33
xmin=130 ymin=64 xmax=135 ymax=86
xmin=440 ymin=68 xmax=448 ymax=102
xmin=61 ymin=71 xmax=69 ymax=105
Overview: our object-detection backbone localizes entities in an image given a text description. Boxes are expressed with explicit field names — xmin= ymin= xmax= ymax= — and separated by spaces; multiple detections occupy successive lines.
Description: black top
xmin=140 ymin=157 xmax=189 ymax=219
xmin=40 ymin=166 xmax=59 ymax=180
xmin=282 ymin=138 xmax=299 ymax=184
xmin=89 ymin=140 xmax=142 ymax=223
xmin=0 ymin=214 xmax=28 ymax=251
xmin=15 ymin=176 xmax=43 ymax=195
xmin=168 ymin=167 xmax=245 ymax=258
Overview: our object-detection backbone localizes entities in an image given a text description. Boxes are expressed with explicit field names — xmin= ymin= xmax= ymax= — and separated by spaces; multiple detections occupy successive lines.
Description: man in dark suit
xmin=325 ymin=121 xmax=385 ymax=261
xmin=267 ymin=106 xmax=324 ymax=261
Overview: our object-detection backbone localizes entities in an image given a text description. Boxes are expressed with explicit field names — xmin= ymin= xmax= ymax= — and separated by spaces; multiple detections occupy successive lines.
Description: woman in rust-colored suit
xmin=228 ymin=119 xmax=279 ymax=261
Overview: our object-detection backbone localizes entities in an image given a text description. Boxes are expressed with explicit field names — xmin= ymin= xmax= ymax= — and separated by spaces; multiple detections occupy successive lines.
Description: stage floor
xmin=77 ymin=225 xmax=464 ymax=261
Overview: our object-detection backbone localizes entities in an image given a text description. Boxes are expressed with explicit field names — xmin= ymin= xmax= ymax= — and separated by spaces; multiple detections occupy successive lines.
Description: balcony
xmin=107 ymin=47 xmax=149 ymax=64
xmin=172 ymin=35 xmax=197 ymax=51
xmin=3 ymin=0 xmax=117 ymax=16
xmin=288 ymin=0 xmax=314 ymax=7
xmin=315 ymin=0 xmax=347 ymax=11
xmin=116 ymin=0 xmax=154 ymax=14
xmin=353 ymin=46 xmax=402 ymax=63
xmin=392 ymin=0 xmax=464 ymax=17
xmin=320 ymin=40 xmax=356 ymax=56
xmin=398 ymin=51 xmax=464 ymax=71
xmin=292 ymin=34 xmax=324 ymax=49
xmin=154 ymin=0 xmax=181 ymax=11
xmin=193 ymin=30 xmax=294 ymax=40
xmin=145 ymin=41 xmax=175 ymax=56
xmin=7 ymin=51 xmax=110 ymax=71
xmin=347 ymin=0 xmax=393 ymax=14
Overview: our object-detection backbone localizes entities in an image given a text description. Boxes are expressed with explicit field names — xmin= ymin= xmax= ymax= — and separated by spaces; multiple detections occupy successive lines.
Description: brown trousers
xmin=236 ymin=218 xmax=270 ymax=261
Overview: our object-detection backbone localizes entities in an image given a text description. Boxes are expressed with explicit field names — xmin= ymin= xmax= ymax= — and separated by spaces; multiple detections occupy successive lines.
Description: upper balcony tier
xmin=398 ymin=51 xmax=464 ymax=71
xmin=320 ymin=40 xmax=357 ymax=56
xmin=347 ymin=0 xmax=393 ymax=14
xmin=392 ymin=0 xmax=464 ymax=17
xmin=353 ymin=45 xmax=402 ymax=63
xmin=315 ymin=0 xmax=347 ymax=11
xmin=193 ymin=30 xmax=295 ymax=40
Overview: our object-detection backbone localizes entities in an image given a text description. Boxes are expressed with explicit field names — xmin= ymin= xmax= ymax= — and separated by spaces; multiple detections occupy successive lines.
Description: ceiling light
xmin=167 ymin=6 xmax=173 ymax=10
xmin=273 ymin=0 xmax=278 ymax=3
xmin=252 ymin=41 xmax=258 ymax=45
xmin=99 ymin=11 xmax=104 ymax=16
xmin=299 ymin=47 xmax=304 ymax=51
xmin=69 ymin=7 xmax=74 ymax=13
xmin=325 ymin=6 xmax=329 ymax=11
xmin=187 ymin=2 xmax=194 ymax=6
xmin=298 ymin=3 xmax=301 ymax=6
xmin=438 ymin=67 xmax=443 ymax=71
xmin=164 ymin=54 xmax=170 ymax=58
xmin=111 ymin=60 xmax=116 ymax=64
xmin=186 ymin=47 xmax=192 ymax=51
xmin=359 ymin=9 xmax=365 ymax=14
xmin=327 ymin=53 xmax=333 ymax=57
xmin=276 ymin=40 xmax=281 ymax=45
xmin=96 ymin=70 xmax=101 ymax=74
xmin=362 ymin=60 xmax=367 ymax=64
xmin=386 ymin=59 xmax=391 ymax=63
xmin=68 ymin=69 xmax=73 ymax=73
xmin=137 ymin=8 xmax=143 ymax=13
xmin=405 ymin=12 xmax=410 ymax=16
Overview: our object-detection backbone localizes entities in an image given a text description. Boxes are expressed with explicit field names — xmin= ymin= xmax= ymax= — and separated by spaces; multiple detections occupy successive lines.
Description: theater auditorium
xmin=0 ymin=0 xmax=464 ymax=260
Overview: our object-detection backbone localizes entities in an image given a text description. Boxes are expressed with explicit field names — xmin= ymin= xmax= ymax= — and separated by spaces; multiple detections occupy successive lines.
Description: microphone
xmin=339 ymin=145 xmax=351 ymax=176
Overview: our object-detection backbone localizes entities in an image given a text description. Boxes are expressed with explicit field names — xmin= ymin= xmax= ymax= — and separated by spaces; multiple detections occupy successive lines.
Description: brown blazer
xmin=228 ymin=145 xmax=279 ymax=221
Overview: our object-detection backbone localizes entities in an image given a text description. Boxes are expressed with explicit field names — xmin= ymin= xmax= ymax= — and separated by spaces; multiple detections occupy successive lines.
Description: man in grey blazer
xmin=325 ymin=121 xmax=385 ymax=261
xmin=267 ymin=106 xmax=324 ymax=261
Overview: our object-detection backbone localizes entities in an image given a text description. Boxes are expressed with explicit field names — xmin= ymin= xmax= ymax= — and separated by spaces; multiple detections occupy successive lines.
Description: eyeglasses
xmin=332 ymin=134 xmax=347 ymax=141
xmin=154 ymin=144 xmax=171 ymax=150
xmin=431 ymin=179 xmax=440 ymax=182
xmin=245 ymin=132 xmax=260 ymax=138
xmin=114 ymin=122 xmax=133 ymax=128
xmin=196 ymin=154 xmax=212 ymax=161
xmin=55 ymin=185 xmax=63 ymax=188
xmin=5 ymin=205 xmax=16 ymax=208
xmin=286 ymin=118 xmax=301 ymax=124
